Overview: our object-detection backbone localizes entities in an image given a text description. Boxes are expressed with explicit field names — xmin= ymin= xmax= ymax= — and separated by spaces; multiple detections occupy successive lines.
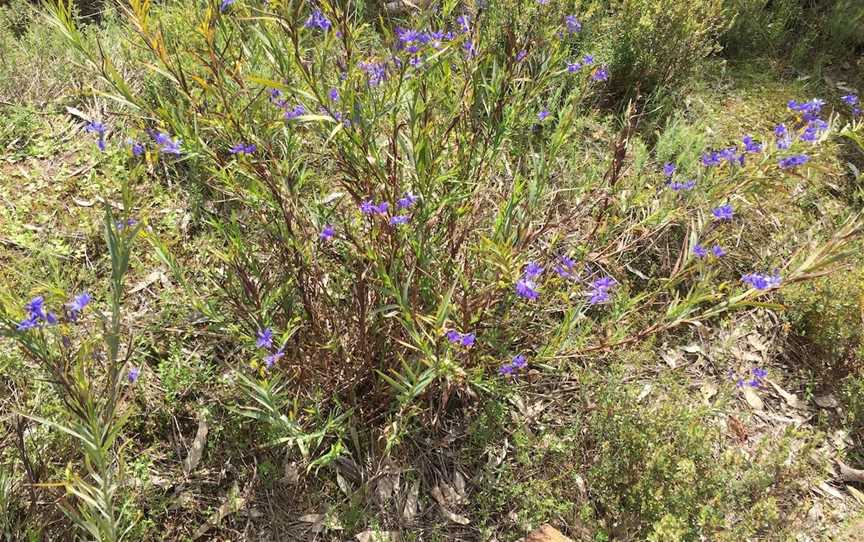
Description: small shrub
xmin=595 ymin=0 xmax=729 ymax=95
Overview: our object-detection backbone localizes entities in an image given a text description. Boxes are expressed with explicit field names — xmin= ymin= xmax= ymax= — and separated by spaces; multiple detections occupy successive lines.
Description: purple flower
xmin=538 ymin=108 xmax=550 ymax=121
xmin=516 ymin=50 xmax=528 ymax=62
xmin=712 ymin=204 xmax=734 ymax=221
xmin=668 ymin=179 xmax=696 ymax=192
xmin=128 ymin=140 xmax=145 ymax=156
xmin=263 ymin=348 xmax=284 ymax=368
xmin=85 ymin=121 xmax=106 ymax=135
xmin=662 ymin=163 xmax=676 ymax=177
xmin=446 ymin=330 xmax=475 ymax=348
xmin=68 ymin=292 xmax=92 ymax=320
xmin=515 ymin=278 xmax=540 ymax=300
xmin=153 ymin=132 xmax=182 ymax=155
xmin=397 ymin=192 xmax=419 ymax=209
xmin=711 ymin=244 xmax=726 ymax=257
xmin=774 ymin=123 xmax=791 ymax=150
xmin=304 ymin=9 xmax=331 ymax=31
xmin=116 ymin=218 xmax=137 ymax=230
xmin=127 ymin=367 xmax=140 ymax=383
xmin=581 ymin=54 xmax=594 ymax=66
xmin=500 ymin=354 xmax=528 ymax=376
xmin=719 ymin=147 xmax=743 ymax=165
xmin=587 ymin=276 xmax=616 ymax=305
xmin=456 ymin=14 xmax=470 ymax=33
xmin=320 ymin=224 xmax=335 ymax=241
xmin=256 ymin=328 xmax=274 ymax=349
xmin=389 ymin=215 xmax=409 ymax=226
xmin=229 ymin=143 xmax=256 ymax=155
xmin=778 ymin=154 xmax=809 ymax=169
xmin=701 ymin=151 xmax=721 ymax=167
xmin=742 ymin=271 xmax=782 ymax=290
xmin=799 ymin=119 xmax=827 ymax=143
xmin=462 ymin=41 xmax=477 ymax=59
xmin=375 ymin=201 xmax=390 ymax=214
xmin=565 ymin=15 xmax=581 ymax=33
xmin=591 ymin=67 xmax=609 ymax=81
xmin=328 ymin=87 xmax=340 ymax=102
xmin=567 ymin=62 xmax=582 ymax=73
xmin=524 ymin=262 xmax=543 ymax=279
xmin=692 ymin=244 xmax=707 ymax=258
xmin=511 ymin=354 xmax=527 ymax=369
xmin=360 ymin=200 xmax=376 ymax=215
xmin=742 ymin=135 xmax=762 ymax=153
xmin=554 ymin=255 xmax=576 ymax=278
xmin=220 ymin=0 xmax=235 ymax=12
xmin=842 ymin=94 xmax=859 ymax=106
xmin=17 ymin=315 xmax=39 ymax=331
xmin=85 ymin=121 xmax=107 ymax=151
xmin=284 ymin=104 xmax=305 ymax=120
xmin=359 ymin=61 xmax=388 ymax=86
xmin=752 ymin=367 xmax=768 ymax=380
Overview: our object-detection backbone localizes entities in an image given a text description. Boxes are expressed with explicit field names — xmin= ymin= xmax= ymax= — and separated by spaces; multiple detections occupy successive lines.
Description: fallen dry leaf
xmin=191 ymin=484 xmax=245 ymax=540
xmin=700 ymin=382 xmax=718 ymax=403
xmin=401 ymin=479 xmax=419 ymax=523
xmin=743 ymin=386 xmax=764 ymax=410
xmin=356 ymin=531 xmax=400 ymax=542
xmin=431 ymin=485 xmax=469 ymax=525
xmin=183 ymin=414 xmax=208 ymax=476
xmin=767 ymin=379 xmax=804 ymax=409
xmin=814 ymin=394 xmax=839 ymax=409
xmin=518 ymin=524 xmax=574 ymax=542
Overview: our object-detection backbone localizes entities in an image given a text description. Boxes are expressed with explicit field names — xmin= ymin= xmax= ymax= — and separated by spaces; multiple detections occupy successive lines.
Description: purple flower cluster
xmin=788 ymin=98 xmax=825 ymax=122
xmin=320 ymin=224 xmax=335 ymax=241
xmin=554 ymin=255 xmax=576 ymax=279
xmin=16 ymin=296 xmax=58 ymax=330
xmin=742 ymin=135 xmax=762 ymax=153
xmin=693 ymin=244 xmax=725 ymax=259
xmin=668 ymin=179 xmax=696 ymax=192
xmin=85 ymin=121 xmax=107 ymax=152
xmin=777 ymin=153 xmax=809 ymax=169
xmin=359 ymin=60 xmax=388 ymax=86
xmin=515 ymin=262 xmax=542 ymax=300
xmin=587 ymin=276 xmax=616 ymax=305
xmin=255 ymin=327 xmax=284 ymax=369
xmin=733 ymin=367 xmax=768 ymax=388
xmin=446 ymin=329 xmax=476 ymax=347
xmin=663 ymin=162 xmax=676 ymax=177
xmin=220 ymin=0 xmax=235 ymax=12
xmin=499 ymin=354 xmax=527 ymax=376
xmin=127 ymin=367 xmax=140 ymax=383
xmin=774 ymin=123 xmax=792 ymax=150
xmin=742 ymin=271 xmax=782 ymax=290
xmin=16 ymin=293 xmax=91 ymax=331
xmin=304 ymin=9 xmax=331 ymax=32
xmin=841 ymin=94 xmax=860 ymax=116
xmin=711 ymin=204 xmax=734 ymax=221
xmin=565 ymin=15 xmax=581 ymax=33
xmin=702 ymin=146 xmax=744 ymax=167
xmin=229 ymin=142 xmax=256 ymax=155
xmin=799 ymin=119 xmax=827 ymax=143
xmin=153 ymin=132 xmax=182 ymax=155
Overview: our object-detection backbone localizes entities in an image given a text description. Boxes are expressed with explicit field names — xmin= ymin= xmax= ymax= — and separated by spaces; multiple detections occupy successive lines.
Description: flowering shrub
xmin=42 ymin=0 xmax=862 ymax=456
